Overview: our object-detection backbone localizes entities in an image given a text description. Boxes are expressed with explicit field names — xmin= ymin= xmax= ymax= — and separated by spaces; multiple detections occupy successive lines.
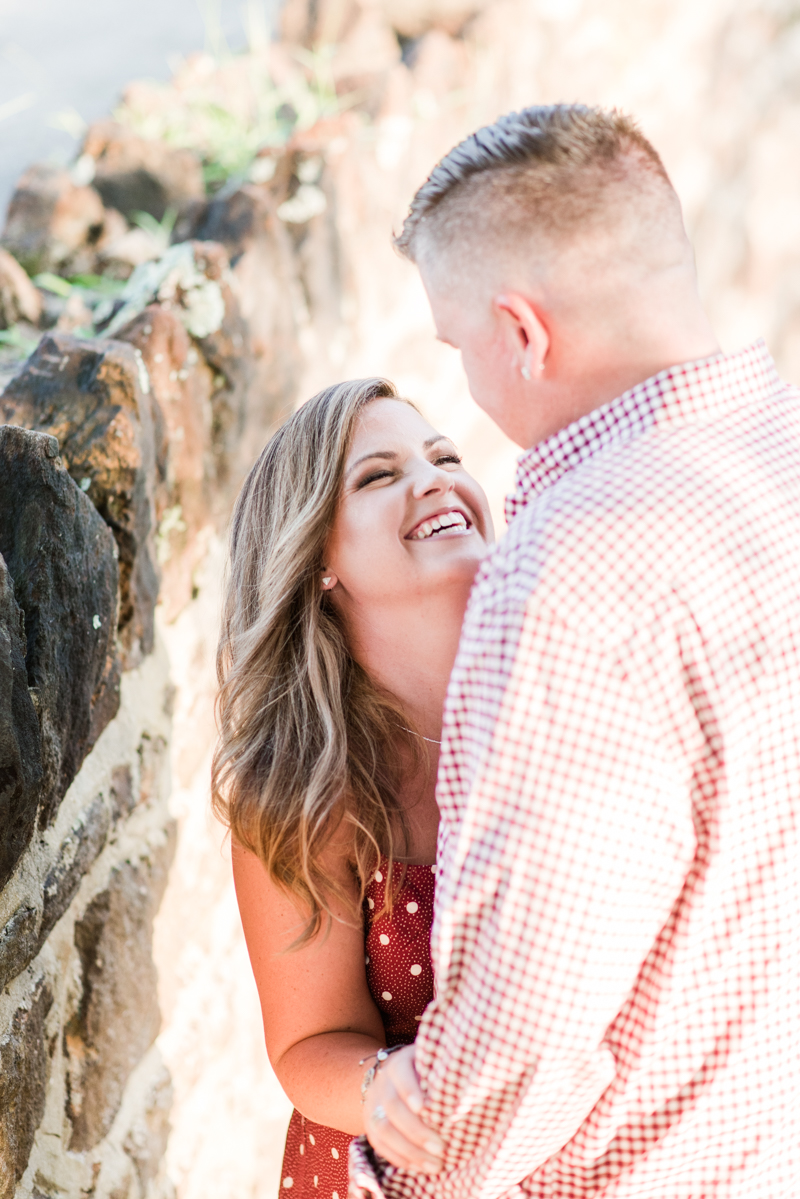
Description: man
xmin=351 ymin=105 xmax=800 ymax=1197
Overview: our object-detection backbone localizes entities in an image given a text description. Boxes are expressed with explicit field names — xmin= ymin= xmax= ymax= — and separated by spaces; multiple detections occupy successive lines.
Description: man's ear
xmin=494 ymin=292 xmax=550 ymax=378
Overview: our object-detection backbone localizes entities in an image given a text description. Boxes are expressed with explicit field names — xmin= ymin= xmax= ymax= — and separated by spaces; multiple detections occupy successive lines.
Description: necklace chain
xmin=397 ymin=723 xmax=442 ymax=746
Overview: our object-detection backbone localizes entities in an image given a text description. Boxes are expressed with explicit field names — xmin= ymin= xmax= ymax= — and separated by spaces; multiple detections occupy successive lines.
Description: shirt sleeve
xmin=369 ymin=597 xmax=700 ymax=1199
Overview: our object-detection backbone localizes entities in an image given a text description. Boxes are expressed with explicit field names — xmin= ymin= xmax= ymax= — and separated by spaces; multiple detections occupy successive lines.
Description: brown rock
xmin=115 ymin=304 xmax=215 ymax=617
xmin=0 ymin=552 xmax=43 ymax=888
xmin=1 ymin=164 xmax=105 ymax=276
xmin=0 ymin=796 xmax=112 ymax=994
xmin=83 ymin=121 xmax=205 ymax=224
xmin=193 ymin=192 xmax=301 ymax=489
xmin=54 ymin=292 xmax=93 ymax=334
xmin=0 ymin=978 xmax=54 ymax=1199
xmin=66 ymin=834 xmax=175 ymax=1152
xmin=381 ymin=0 xmax=486 ymax=38
xmin=0 ymin=248 xmax=42 ymax=329
xmin=109 ymin=764 xmax=134 ymax=823
xmin=40 ymin=796 xmax=110 ymax=943
xmin=0 ymin=425 xmax=119 ymax=830
xmin=281 ymin=0 xmax=361 ymax=44
xmin=123 ymin=1066 xmax=173 ymax=1193
xmin=1 ymin=334 xmax=162 ymax=669
xmin=137 ymin=732 xmax=169 ymax=809
xmin=0 ymin=905 xmax=39 ymax=993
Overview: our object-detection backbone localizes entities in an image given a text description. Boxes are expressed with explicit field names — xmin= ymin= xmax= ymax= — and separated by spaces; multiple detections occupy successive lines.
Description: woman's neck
xmin=346 ymin=585 xmax=467 ymax=742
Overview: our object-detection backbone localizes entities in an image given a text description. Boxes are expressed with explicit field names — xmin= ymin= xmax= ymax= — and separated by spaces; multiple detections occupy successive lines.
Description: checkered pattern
xmin=349 ymin=341 xmax=800 ymax=1199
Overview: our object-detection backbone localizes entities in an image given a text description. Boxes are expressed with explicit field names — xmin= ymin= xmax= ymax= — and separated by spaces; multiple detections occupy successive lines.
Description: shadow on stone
xmin=1 ymin=334 xmax=160 ymax=669
xmin=0 ymin=978 xmax=54 ymax=1199
xmin=0 ymin=553 xmax=43 ymax=889
xmin=66 ymin=831 xmax=175 ymax=1152
xmin=0 ymin=425 xmax=120 ymax=832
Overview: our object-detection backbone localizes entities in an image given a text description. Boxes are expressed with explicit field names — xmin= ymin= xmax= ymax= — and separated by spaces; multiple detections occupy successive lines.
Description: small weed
xmin=113 ymin=44 xmax=359 ymax=194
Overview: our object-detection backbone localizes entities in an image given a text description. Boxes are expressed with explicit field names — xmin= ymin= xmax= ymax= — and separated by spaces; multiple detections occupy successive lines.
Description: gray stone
xmin=0 ymin=553 xmax=43 ymax=888
xmin=0 ymin=780 xmax=111 ymax=999
xmin=123 ymin=1065 xmax=173 ymax=1194
xmin=0 ymin=425 xmax=119 ymax=833
xmin=109 ymin=764 xmax=134 ymax=824
xmin=0 ymin=163 xmax=106 ymax=277
xmin=0 ymin=247 xmax=41 ymax=330
xmin=0 ymin=904 xmax=39 ymax=993
xmin=40 ymin=796 xmax=110 ymax=944
xmin=66 ymin=832 xmax=175 ymax=1152
xmin=137 ymin=733 xmax=168 ymax=809
xmin=189 ymin=192 xmax=302 ymax=494
xmin=82 ymin=121 xmax=205 ymax=224
xmin=0 ymin=978 xmax=54 ymax=1199
xmin=1 ymin=333 xmax=160 ymax=669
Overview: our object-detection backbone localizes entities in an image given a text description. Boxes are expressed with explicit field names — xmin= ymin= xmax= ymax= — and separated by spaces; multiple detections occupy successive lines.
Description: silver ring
xmin=372 ymin=1104 xmax=387 ymax=1124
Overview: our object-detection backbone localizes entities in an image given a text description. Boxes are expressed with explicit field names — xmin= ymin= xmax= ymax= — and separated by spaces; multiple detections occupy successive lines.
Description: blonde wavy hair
xmin=212 ymin=378 xmax=421 ymax=943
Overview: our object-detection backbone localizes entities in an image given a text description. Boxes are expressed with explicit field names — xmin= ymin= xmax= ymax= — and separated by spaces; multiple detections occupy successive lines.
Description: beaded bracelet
xmin=359 ymin=1043 xmax=406 ymax=1102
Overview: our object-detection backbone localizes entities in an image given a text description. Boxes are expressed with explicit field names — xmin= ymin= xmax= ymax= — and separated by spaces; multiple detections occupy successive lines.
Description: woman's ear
xmin=321 ymin=573 xmax=338 ymax=591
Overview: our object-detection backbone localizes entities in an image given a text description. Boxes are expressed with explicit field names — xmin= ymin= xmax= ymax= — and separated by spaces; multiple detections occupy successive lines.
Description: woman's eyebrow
xmin=345 ymin=436 xmax=454 ymax=476
xmin=346 ymin=449 xmax=397 ymax=476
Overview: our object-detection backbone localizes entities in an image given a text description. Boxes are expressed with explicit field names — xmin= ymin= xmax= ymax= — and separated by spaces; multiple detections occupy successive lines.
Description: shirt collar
xmin=505 ymin=339 xmax=783 ymax=524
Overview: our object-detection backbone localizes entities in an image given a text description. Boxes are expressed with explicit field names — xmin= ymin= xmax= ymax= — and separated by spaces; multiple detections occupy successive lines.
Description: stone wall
xmin=4 ymin=2 xmax=800 ymax=1197
xmin=0 ymin=160 xmax=302 ymax=1194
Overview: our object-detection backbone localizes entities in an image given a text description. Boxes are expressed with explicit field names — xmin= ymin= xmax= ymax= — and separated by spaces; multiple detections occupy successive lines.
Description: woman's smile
xmin=405 ymin=507 xmax=473 ymax=541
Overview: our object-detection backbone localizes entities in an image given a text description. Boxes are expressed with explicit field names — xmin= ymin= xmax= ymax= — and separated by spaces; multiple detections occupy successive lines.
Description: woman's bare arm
xmin=233 ymin=840 xmax=445 ymax=1171
xmin=233 ymin=837 xmax=384 ymax=1135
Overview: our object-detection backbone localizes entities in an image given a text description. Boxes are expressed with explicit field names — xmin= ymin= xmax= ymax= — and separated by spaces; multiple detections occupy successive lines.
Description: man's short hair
xmin=395 ymin=104 xmax=676 ymax=266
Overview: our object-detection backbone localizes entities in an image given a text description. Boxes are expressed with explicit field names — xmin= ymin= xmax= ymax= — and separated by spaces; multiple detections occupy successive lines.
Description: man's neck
xmin=529 ymin=316 xmax=721 ymax=449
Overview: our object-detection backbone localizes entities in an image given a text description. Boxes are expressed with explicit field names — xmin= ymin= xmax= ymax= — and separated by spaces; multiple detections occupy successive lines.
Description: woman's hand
xmin=362 ymin=1045 xmax=444 ymax=1173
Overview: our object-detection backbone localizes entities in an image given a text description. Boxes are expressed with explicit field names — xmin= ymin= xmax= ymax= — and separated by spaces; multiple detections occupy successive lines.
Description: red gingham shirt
xmin=350 ymin=341 xmax=800 ymax=1199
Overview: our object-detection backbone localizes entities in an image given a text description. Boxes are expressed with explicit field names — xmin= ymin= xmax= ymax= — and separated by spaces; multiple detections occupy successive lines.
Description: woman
xmin=213 ymin=378 xmax=493 ymax=1197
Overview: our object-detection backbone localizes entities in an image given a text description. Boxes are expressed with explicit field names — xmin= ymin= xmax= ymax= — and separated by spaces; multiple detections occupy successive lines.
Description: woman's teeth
xmin=411 ymin=511 xmax=470 ymax=540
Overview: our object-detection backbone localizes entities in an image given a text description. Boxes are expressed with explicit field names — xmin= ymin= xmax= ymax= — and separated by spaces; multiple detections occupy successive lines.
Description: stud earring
xmin=521 ymin=362 xmax=531 ymax=381
xmin=322 ymin=576 xmax=332 ymax=587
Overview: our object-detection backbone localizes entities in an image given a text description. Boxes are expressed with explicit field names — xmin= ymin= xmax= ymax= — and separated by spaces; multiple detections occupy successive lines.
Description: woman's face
xmin=324 ymin=399 xmax=494 ymax=613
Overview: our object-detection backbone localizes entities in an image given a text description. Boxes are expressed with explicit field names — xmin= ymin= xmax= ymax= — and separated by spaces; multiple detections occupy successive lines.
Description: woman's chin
xmin=418 ymin=542 xmax=488 ymax=588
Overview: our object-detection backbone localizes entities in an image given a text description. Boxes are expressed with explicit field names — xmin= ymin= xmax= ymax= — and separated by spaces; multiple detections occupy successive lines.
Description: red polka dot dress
xmin=278 ymin=860 xmax=436 ymax=1197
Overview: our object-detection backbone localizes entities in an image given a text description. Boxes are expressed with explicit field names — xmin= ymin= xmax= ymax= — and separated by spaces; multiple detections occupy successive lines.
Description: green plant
xmin=132 ymin=207 xmax=178 ymax=254
xmin=0 ymin=323 xmax=40 ymax=359
xmin=113 ymin=44 xmax=360 ymax=195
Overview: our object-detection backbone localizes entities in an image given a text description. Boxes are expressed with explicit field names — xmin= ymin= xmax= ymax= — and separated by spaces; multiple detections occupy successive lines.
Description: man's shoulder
xmin=474 ymin=391 xmax=800 ymax=646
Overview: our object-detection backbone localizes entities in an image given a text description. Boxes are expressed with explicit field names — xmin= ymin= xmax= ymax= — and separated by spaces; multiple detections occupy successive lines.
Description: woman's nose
xmin=411 ymin=461 xmax=455 ymax=498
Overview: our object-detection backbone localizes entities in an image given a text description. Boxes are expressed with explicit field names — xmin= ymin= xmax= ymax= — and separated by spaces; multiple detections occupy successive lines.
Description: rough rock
xmin=192 ymin=190 xmax=301 ymax=486
xmin=40 ymin=796 xmax=111 ymax=943
xmin=0 ymin=553 xmax=43 ymax=888
xmin=0 ymin=904 xmax=39 ymax=992
xmin=109 ymin=764 xmax=134 ymax=824
xmin=137 ymin=733 xmax=169 ymax=810
xmin=83 ymin=121 xmax=205 ymax=224
xmin=0 ymin=248 xmax=42 ymax=329
xmin=1 ymin=335 xmax=161 ymax=669
xmin=282 ymin=0 xmax=486 ymax=43
xmin=113 ymin=245 xmax=249 ymax=611
xmin=0 ymin=426 xmax=119 ymax=831
xmin=66 ymin=835 xmax=174 ymax=1152
xmin=382 ymin=0 xmax=487 ymax=37
xmin=0 ymin=978 xmax=54 ymax=1199
xmin=115 ymin=304 xmax=212 ymax=577
xmin=0 ymin=164 xmax=106 ymax=276
xmin=123 ymin=1066 xmax=173 ymax=1194
xmin=279 ymin=0 xmax=357 ymax=43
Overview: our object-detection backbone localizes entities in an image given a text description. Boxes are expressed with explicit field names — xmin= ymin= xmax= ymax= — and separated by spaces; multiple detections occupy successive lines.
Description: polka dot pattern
xmin=279 ymin=859 xmax=435 ymax=1196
